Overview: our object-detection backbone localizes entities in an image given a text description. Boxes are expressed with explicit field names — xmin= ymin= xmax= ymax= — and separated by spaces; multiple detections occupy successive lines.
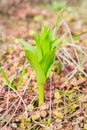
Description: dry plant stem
xmin=62 ymin=48 xmax=87 ymax=76
xmin=49 ymin=73 xmax=53 ymax=123
xmin=57 ymin=19 xmax=87 ymax=60
xmin=64 ymin=94 xmax=67 ymax=122
xmin=68 ymin=43 xmax=87 ymax=57
xmin=34 ymin=121 xmax=45 ymax=128
xmin=7 ymin=84 xmax=10 ymax=112
xmin=65 ymin=69 xmax=77 ymax=80
xmin=2 ymin=57 xmax=21 ymax=69
xmin=1 ymin=64 xmax=27 ymax=118
xmin=1 ymin=99 xmax=19 ymax=119
xmin=23 ymin=70 xmax=34 ymax=93
xmin=0 ymin=66 xmax=35 ymax=129
xmin=29 ymin=94 xmax=38 ymax=104
xmin=57 ymin=45 xmax=87 ymax=76
xmin=2 ymin=66 xmax=34 ymax=119
xmin=6 ymin=85 xmax=28 ymax=116
xmin=57 ymin=51 xmax=76 ymax=68
xmin=8 ymin=63 xmax=30 ymax=83
xmin=2 ymin=71 xmax=17 ymax=118
xmin=6 ymin=71 xmax=17 ymax=110
xmin=1 ymin=99 xmax=22 ymax=129
xmin=62 ymin=20 xmax=87 ymax=75
xmin=62 ymin=20 xmax=80 ymax=65
xmin=57 ymin=19 xmax=87 ymax=74
xmin=1 ymin=64 xmax=30 ymax=119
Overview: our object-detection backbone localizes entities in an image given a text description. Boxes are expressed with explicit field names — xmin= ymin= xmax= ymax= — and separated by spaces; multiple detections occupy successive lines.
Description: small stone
xmin=27 ymin=104 xmax=34 ymax=111
xmin=11 ymin=123 xmax=17 ymax=128
xmin=58 ymin=124 xmax=62 ymax=129
xmin=53 ymin=110 xmax=63 ymax=118
xmin=77 ymin=78 xmax=86 ymax=85
xmin=31 ymin=111 xmax=40 ymax=121
xmin=53 ymin=72 xmax=59 ymax=82
xmin=55 ymin=119 xmax=62 ymax=123
xmin=70 ymin=77 xmax=77 ymax=85
xmin=40 ymin=110 xmax=47 ymax=118
xmin=39 ymin=103 xmax=48 ymax=110
xmin=54 ymin=90 xmax=61 ymax=100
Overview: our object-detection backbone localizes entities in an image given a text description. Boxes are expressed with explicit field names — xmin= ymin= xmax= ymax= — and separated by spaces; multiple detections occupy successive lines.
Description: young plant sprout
xmin=18 ymin=25 xmax=64 ymax=105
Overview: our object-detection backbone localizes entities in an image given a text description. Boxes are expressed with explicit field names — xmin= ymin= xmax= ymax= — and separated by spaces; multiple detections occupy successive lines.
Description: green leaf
xmin=52 ymin=1 xmax=66 ymax=11
xmin=41 ymin=35 xmax=51 ymax=56
xmin=34 ymin=32 xmax=43 ymax=61
xmin=40 ymin=50 xmax=55 ymax=77
xmin=18 ymin=66 xmax=25 ymax=86
xmin=17 ymin=39 xmax=36 ymax=54
xmin=51 ymin=27 xmax=57 ymax=40
xmin=56 ymin=8 xmax=65 ymax=27
xmin=41 ymin=25 xmax=49 ymax=40
xmin=52 ymin=33 xmax=66 ymax=49
xmin=57 ymin=60 xmax=61 ymax=73
xmin=41 ymin=26 xmax=54 ymax=56
xmin=73 ymin=31 xmax=87 ymax=40
xmin=0 ymin=67 xmax=16 ymax=90
xmin=25 ymin=49 xmax=46 ymax=85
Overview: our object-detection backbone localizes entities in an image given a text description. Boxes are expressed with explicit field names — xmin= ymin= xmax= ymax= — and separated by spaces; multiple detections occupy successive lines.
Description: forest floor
xmin=0 ymin=1 xmax=87 ymax=130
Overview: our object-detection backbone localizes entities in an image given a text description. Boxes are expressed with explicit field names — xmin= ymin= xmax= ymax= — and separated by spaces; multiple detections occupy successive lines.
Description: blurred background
xmin=0 ymin=0 xmax=87 ymax=45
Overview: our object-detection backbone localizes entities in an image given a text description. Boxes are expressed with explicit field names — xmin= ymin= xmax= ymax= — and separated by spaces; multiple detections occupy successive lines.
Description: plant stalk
xmin=38 ymin=83 xmax=45 ymax=105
